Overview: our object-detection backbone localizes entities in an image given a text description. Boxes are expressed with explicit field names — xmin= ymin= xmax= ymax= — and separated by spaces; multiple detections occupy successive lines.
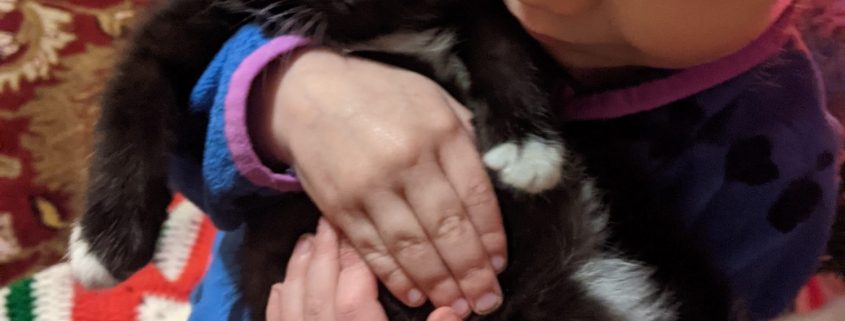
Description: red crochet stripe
xmin=71 ymin=197 xmax=216 ymax=321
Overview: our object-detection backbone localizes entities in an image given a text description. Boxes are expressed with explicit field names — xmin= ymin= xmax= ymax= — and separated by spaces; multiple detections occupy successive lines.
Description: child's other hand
xmin=266 ymin=219 xmax=464 ymax=321
xmin=252 ymin=49 xmax=506 ymax=316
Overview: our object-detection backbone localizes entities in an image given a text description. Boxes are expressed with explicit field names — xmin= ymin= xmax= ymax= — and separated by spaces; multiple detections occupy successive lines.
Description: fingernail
xmin=294 ymin=235 xmax=312 ymax=256
xmin=491 ymin=256 xmax=506 ymax=273
xmin=474 ymin=292 xmax=501 ymax=314
xmin=451 ymin=299 xmax=470 ymax=317
xmin=407 ymin=288 xmax=424 ymax=305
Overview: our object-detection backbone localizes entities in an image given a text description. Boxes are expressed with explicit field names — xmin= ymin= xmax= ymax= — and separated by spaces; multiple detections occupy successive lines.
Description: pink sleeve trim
xmin=224 ymin=36 xmax=309 ymax=192
xmin=560 ymin=4 xmax=795 ymax=121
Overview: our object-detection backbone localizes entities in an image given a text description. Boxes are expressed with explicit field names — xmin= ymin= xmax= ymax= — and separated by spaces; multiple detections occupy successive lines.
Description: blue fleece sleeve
xmin=171 ymin=24 xmax=306 ymax=231
xmin=180 ymin=25 xmax=308 ymax=321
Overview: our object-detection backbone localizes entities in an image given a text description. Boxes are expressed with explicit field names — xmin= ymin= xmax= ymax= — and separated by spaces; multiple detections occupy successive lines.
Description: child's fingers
xmin=427 ymin=307 xmax=463 ymax=321
xmin=337 ymin=238 xmax=378 ymax=299
xmin=336 ymin=208 xmax=428 ymax=307
xmin=266 ymin=284 xmax=284 ymax=321
xmin=335 ymin=238 xmax=388 ymax=321
xmin=362 ymin=190 xmax=465 ymax=312
xmin=303 ymin=219 xmax=341 ymax=321
xmin=403 ymin=163 xmax=502 ymax=315
xmin=278 ymin=235 xmax=314 ymax=321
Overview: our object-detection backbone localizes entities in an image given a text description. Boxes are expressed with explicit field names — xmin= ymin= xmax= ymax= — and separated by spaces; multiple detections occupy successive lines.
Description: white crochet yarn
xmin=32 ymin=263 xmax=73 ymax=321
xmin=137 ymin=295 xmax=192 ymax=321
xmin=0 ymin=287 xmax=10 ymax=321
xmin=153 ymin=201 xmax=203 ymax=282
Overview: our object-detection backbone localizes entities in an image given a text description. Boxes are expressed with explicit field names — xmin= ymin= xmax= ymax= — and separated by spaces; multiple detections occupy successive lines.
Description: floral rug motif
xmin=0 ymin=0 xmax=147 ymax=285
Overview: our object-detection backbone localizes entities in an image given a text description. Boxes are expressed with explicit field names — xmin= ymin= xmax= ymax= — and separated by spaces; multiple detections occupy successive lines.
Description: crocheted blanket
xmin=0 ymin=196 xmax=216 ymax=321
xmin=0 ymin=194 xmax=841 ymax=320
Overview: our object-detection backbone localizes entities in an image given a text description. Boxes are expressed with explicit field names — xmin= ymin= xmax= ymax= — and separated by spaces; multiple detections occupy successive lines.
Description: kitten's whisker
xmin=265 ymin=10 xmax=289 ymax=25
xmin=254 ymin=2 xmax=282 ymax=18
xmin=300 ymin=12 xmax=320 ymax=38
xmin=281 ymin=8 xmax=314 ymax=36
xmin=279 ymin=16 xmax=302 ymax=35
xmin=314 ymin=16 xmax=328 ymax=45
xmin=269 ymin=6 xmax=302 ymax=35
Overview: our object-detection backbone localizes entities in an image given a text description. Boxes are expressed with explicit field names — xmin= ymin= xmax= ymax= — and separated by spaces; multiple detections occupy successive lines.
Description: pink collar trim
xmin=560 ymin=6 xmax=795 ymax=121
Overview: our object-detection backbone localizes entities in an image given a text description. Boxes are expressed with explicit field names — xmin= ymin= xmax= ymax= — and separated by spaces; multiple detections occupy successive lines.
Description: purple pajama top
xmin=179 ymin=6 xmax=841 ymax=320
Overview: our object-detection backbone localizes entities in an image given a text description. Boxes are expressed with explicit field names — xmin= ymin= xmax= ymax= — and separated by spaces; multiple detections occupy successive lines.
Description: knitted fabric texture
xmin=0 ymin=195 xmax=215 ymax=321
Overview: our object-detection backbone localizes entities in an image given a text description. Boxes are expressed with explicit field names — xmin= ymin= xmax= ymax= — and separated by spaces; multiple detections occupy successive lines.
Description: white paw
xmin=482 ymin=137 xmax=565 ymax=194
xmin=68 ymin=224 xmax=119 ymax=289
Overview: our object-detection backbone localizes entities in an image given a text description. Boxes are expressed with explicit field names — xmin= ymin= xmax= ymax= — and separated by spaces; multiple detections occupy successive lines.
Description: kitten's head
xmin=249 ymin=0 xmax=458 ymax=44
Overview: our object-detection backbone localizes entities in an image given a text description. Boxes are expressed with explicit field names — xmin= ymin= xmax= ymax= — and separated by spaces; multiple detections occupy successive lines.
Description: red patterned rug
xmin=0 ymin=0 xmax=148 ymax=285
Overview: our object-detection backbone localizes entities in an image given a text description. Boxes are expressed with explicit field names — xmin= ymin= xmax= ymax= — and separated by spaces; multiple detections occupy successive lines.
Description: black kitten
xmin=69 ymin=0 xmax=735 ymax=320
xmin=70 ymin=0 xmax=560 ymax=285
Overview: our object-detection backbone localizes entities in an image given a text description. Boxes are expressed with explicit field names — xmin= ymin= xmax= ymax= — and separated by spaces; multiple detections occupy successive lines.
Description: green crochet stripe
xmin=5 ymin=278 xmax=34 ymax=321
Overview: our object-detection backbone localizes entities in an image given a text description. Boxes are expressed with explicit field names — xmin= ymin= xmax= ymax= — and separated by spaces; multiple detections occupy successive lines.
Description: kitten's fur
xmin=70 ymin=0 xmax=737 ymax=320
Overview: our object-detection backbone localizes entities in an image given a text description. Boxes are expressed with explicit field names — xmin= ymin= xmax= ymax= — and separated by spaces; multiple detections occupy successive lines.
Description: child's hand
xmin=252 ymin=49 xmax=506 ymax=316
xmin=266 ymin=219 xmax=463 ymax=321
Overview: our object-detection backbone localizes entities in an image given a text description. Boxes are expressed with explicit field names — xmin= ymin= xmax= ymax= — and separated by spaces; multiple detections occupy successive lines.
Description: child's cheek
xmin=503 ymin=0 xmax=623 ymax=46
xmin=611 ymin=0 xmax=783 ymax=68
xmin=503 ymin=0 xmax=785 ymax=68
